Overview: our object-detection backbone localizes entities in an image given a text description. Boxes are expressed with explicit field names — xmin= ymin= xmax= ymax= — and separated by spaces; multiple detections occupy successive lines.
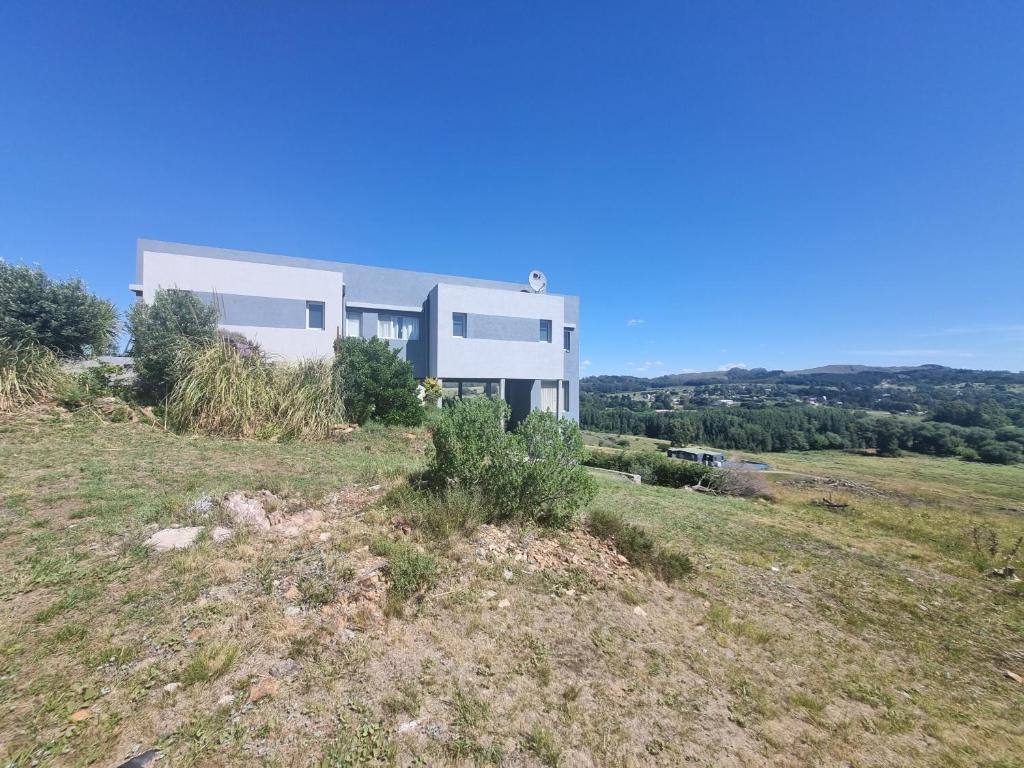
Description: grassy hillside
xmin=2 ymin=410 xmax=1022 ymax=766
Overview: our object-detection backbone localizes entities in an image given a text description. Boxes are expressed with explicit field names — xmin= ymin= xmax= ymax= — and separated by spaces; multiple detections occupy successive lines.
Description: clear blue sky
xmin=2 ymin=1 xmax=1022 ymax=374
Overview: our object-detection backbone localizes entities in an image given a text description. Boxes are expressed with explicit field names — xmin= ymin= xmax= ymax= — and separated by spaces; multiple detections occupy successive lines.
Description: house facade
xmin=130 ymin=239 xmax=580 ymax=423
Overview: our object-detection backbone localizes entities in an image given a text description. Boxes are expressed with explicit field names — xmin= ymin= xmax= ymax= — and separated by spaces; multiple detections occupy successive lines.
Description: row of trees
xmin=580 ymin=395 xmax=1024 ymax=464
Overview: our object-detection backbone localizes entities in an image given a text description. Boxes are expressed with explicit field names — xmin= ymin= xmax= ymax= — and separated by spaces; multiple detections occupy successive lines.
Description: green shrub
xmin=427 ymin=397 xmax=508 ymax=489
xmin=372 ymin=538 xmax=440 ymax=600
xmin=127 ymin=288 xmax=218 ymax=401
xmin=383 ymin=484 xmax=487 ymax=542
xmin=0 ymin=262 xmax=118 ymax=358
xmin=333 ymin=336 xmax=423 ymax=426
xmin=426 ymin=399 xmax=597 ymax=528
xmin=585 ymin=449 xmax=723 ymax=490
xmin=585 ymin=509 xmax=694 ymax=583
xmin=0 ymin=339 xmax=66 ymax=412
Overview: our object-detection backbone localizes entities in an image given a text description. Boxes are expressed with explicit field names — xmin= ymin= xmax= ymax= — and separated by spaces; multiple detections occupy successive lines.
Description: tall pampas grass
xmin=0 ymin=339 xmax=65 ymax=412
xmin=166 ymin=340 xmax=342 ymax=439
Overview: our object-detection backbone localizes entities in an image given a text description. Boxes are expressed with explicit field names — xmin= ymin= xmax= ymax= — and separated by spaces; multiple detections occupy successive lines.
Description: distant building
xmin=667 ymin=446 xmax=726 ymax=466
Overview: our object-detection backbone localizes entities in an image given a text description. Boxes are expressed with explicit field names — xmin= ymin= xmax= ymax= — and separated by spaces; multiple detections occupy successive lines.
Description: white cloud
xmin=626 ymin=319 xmax=645 ymax=327
xmin=581 ymin=359 xmax=592 ymax=367
xmin=717 ymin=362 xmax=748 ymax=371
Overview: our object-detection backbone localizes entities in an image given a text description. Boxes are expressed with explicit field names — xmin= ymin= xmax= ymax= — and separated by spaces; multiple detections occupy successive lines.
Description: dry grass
xmin=0 ymin=340 xmax=65 ymax=412
xmin=1 ymin=413 xmax=1022 ymax=767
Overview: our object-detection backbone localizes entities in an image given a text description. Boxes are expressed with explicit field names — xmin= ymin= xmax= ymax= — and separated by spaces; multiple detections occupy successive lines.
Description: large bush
xmin=333 ymin=336 xmax=423 ymax=426
xmin=427 ymin=398 xmax=597 ymax=527
xmin=0 ymin=339 xmax=65 ymax=412
xmin=0 ymin=262 xmax=117 ymax=358
xmin=167 ymin=340 xmax=342 ymax=439
xmin=127 ymin=289 xmax=218 ymax=401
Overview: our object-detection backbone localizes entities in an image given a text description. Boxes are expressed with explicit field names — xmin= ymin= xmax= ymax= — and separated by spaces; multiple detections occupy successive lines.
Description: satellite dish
xmin=528 ymin=270 xmax=548 ymax=293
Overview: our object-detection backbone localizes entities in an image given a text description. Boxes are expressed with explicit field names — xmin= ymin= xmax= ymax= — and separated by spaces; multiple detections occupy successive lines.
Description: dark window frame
xmin=453 ymin=312 xmax=467 ymax=337
xmin=306 ymin=301 xmax=326 ymax=330
xmin=540 ymin=319 xmax=552 ymax=343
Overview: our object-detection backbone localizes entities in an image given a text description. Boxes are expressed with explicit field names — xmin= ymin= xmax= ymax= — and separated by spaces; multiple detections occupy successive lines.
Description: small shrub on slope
xmin=0 ymin=339 xmax=65 ymax=412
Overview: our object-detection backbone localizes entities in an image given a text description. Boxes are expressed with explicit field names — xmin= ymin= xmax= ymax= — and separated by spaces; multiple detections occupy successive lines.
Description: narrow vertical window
xmin=453 ymin=313 xmax=467 ymax=337
xmin=345 ymin=310 xmax=362 ymax=338
xmin=306 ymin=301 xmax=325 ymax=330
xmin=563 ymin=328 xmax=571 ymax=351
xmin=562 ymin=381 xmax=570 ymax=411
xmin=539 ymin=319 xmax=552 ymax=343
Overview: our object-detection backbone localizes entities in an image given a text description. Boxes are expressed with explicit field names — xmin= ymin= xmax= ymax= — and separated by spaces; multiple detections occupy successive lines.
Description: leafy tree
xmin=668 ymin=418 xmax=694 ymax=447
xmin=874 ymin=419 xmax=903 ymax=457
xmin=333 ymin=336 xmax=423 ymax=426
xmin=0 ymin=262 xmax=117 ymax=357
xmin=127 ymin=289 xmax=218 ymax=401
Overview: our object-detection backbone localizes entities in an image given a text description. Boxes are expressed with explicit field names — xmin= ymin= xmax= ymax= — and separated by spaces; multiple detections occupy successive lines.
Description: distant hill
xmin=582 ymin=364 xmax=1024 ymax=393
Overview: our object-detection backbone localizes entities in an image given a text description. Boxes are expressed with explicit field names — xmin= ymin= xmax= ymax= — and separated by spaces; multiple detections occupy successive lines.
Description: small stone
xmin=397 ymin=719 xmax=419 ymax=734
xmin=617 ymin=554 xmax=629 ymax=565
xmin=1004 ymin=670 xmax=1023 ymax=684
xmin=248 ymin=677 xmax=279 ymax=703
xmin=69 ymin=708 xmax=91 ymax=722
xmin=211 ymin=526 xmax=233 ymax=543
xmin=270 ymin=659 xmax=299 ymax=678
xmin=502 ymin=569 xmax=513 ymax=582
xmin=497 ymin=598 xmax=511 ymax=609
xmin=222 ymin=491 xmax=271 ymax=530
xmin=770 ymin=566 xmax=780 ymax=573
xmin=162 ymin=682 xmax=181 ymax=694
xmin=145 ymin=527 xmax=202 ymax=552
xmin=482 ymin=590 xmax=497 ymax=600
xmin=368 ymin=484 xmax=382 ymax=491
xmin=216 ymin=694 xmax=235 ymax=707
xmin=318 ymin=532 xmax=332 ymax=542
xmin=116 ymin=749 xmax=162 ymax=768
xmin=633 ymin=606 xmax=648 ymax=617
xmin=284 ymin=606 xmax=301 ymax=617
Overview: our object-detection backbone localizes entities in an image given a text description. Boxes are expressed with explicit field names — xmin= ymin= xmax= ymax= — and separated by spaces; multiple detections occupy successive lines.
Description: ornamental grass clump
xmin=0 ymin=339 xmax=65 ymax=412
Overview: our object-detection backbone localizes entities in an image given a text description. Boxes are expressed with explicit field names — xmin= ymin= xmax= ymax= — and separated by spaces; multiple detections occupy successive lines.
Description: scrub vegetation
xmin=2 ymin=409 xmax=1022 ymax=767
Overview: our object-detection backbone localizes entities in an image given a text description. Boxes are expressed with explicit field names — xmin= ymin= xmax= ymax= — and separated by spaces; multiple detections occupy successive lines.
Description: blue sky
xmin=1 ymin=1 xmax=1022 ymax=374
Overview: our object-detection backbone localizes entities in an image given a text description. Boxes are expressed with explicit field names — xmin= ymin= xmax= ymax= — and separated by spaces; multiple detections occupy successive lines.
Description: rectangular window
xmin=563 ymin=328 xmax=571 ymax=351
xmin=453 ymin=312 xmax=467 ymax=337
xmin=540 ymin=380 xmax=558 ymax=412
xmin=306 ymin=301 xmax=325 ymax=330
xmin=562 ymin=381 xmax=570 ymax=411
xmin=377 ymin=314 xmax=419 ymax=340
xmin=540 ymin=319 xmax=552 ymax=343
xmin=345 ymin=310 xmax=362 ymax=338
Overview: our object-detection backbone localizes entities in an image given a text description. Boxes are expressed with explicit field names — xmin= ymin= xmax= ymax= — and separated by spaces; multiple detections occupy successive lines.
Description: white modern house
xmin=130 ymin=239 xmax=580 ymax=423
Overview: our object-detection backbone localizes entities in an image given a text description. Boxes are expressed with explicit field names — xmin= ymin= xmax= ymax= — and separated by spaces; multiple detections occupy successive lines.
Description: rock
xmin=222 ymin=492 xmax=271 ymax=530
xmin=284 ymin=585 xmax=301 ymax=601
xmin=284 ymin=606 xmax=301 ymax=618
xmin=270 ymin=659 xmax=299 ymax=678
xmin=770 ymin=566 xmax=781 ymax=573
xmin=216 ymin=694 xmax=235 ymax=707
xmin=368 ymin=484 xmax=382 ymax=491
xmin=397 ymin=719 xmax=419 ymax=734
xmin=69 ymin=708 xmax=91 ymax=722
xmin=211 ymin=526 xmax=233 ymax=543
xmin=497 ymin=598 xmax=511 ymax=609
xmin=633 ymin=606 xmax=648 ymax=618
xmin=503 ymin=569 xmax=514 ymax=582
xmin=1004 ymin=670 xmax=1023 ymax=684
xmin=482 ymin=590 xmax=497 ymax=600
xmin=145 ymin=527 xmax=202 ymax=552
xmin=116 ymin=749 xmax=162 ymax=768
xmin=617 ymin=554 xmax=629 ymax=565
xmin=248 ymin=677 xmax=279 ymax=703
xmin=318 ymin=532 xmax=332 ymax=542
xmin=162 ymin=682 xmax=181 ymax=694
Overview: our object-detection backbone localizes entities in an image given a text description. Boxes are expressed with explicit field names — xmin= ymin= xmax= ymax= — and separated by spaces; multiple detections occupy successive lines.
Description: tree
xmin=127 ymin=289 xmax=219 ymax=401
xmin=668 ymin=418 xmax=694 ymax=447
xmin=874 ymin=418 xmax=903 ymax=457
xmin=333 ymin=336 xmax=423 ymax=426
xmin=0 ymin=262 xmax=118 ymax=358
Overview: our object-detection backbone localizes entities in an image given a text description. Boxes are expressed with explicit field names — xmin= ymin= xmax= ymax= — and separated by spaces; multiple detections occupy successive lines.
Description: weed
xmin=373 ymin=539 xmax=440 ymax=601
xmin=318 ymin=707 xmax=396 ymax=767
xmin=180 ymin=643 xmax=238 ymax=687
xmin=451 ymin=685 xmax=490 ymax=729
xmin=524 ymin=725 xmax=561 ymax=767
